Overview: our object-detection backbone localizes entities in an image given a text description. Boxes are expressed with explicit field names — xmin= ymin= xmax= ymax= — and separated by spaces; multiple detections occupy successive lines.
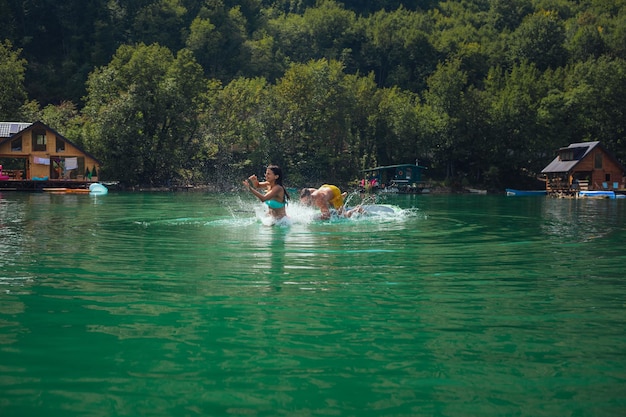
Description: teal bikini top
xmin=264 ymin=185 xmax=287 ymax=209
xmin=265 ymin=199 xmax=286 ymax=209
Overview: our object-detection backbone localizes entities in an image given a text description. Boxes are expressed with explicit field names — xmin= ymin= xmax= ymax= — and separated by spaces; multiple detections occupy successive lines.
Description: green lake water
xmin=1 ymin=191 xmax=625 ymax=416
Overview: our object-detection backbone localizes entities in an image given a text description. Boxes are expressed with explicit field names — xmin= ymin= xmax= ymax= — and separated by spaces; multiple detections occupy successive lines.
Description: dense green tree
xmin=420 ymin=55 xmax=493 ymax=183
xmin=561 ymin=57 xmax=626 ymax=161
xmin=507 ymin=10 xmax=568 ymax=70
xmin=487 ymin=0 xmax=532 ymax=31
xmin=271 ymin=59 xmax=354 ymax=184
xmin=0 ymin=0 xmax=19 ymax=41
xmin=186 ymin=16 xmax=222 ymax=70
xmin=565 ymin=11 xmax=606 ymax=61
xmin=263 ymin=0 xmax=316 ymax=14
xmin=457 ymin=85 xmax=493 ymax=184
xmin=0 ymin=40 xmax=27 ymax=120
xmin=535 ymin=67 xmax=579 ymax=156
xmin=265 ymin=1 xmax=358 ymax=67
xmin=241 ymin=33 xmax=287 ymax=81
xmin=372 ymin=87 xmax=421 ymax=166
xmin=263 ymin=0 xmax=437 ymax=15
xmin=360 ymin=7 xmax=438 ymax=91
xmin=597 ymin=6 xmax=626 ymax=59
xmin=40 ymin=101 xmax=83 ymax=141
xmin=427 ymin=2 xmax=500 ymax=87
xmin=133 ymin=0 xmax=188 ymax=52
xmin=299 ymin=1 xmax=358 ymax=62
xmin=341 ymin=0 xmax=435 ymax=14
xmin=83 ymin=44 xmax=206 ymax=186
xmin=185 ymin=0 xmax=252 ymax=79
xmin=422 ymin=58 xmax=468 ymax=178
xmin=265 ymin=1 xmax=359 ymax=73
xmin=200 ymin=76 xmax=270 ymax=184
xmin=531 ymin=0 xmax=574 ymax=19
xmin=340 ymin=72 xmax=380 ymax=170
xmin=265 ymin=12 xmax=310 ymax=64
xmin=484 ymin=62 xmax=552 ymax=178
xmin=7 ymin=0 xmax=116 ymax=103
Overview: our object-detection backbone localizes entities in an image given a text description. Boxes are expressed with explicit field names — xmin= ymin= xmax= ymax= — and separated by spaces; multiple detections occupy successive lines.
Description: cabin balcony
xmin=545 ymin=178 xmax=590 ymax=196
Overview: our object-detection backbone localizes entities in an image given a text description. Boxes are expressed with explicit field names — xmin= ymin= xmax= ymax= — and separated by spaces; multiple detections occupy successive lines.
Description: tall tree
xmin=200 ymin=76 xmax=270 ymax=184
xmin=372 ymin=86 xmax=420 ymax=166
xmin=300 ymin=1 xmax=358 ymax=63
xmin=83 ymin=44 xmax=206 ymax=186
xmin=562 ymin=57 xmax=626 ymax=161
xmin=360 ymin=7 xmax=437 ymax=92
xmin=185 ymin=0 xmax=249 ymax=80
xmin=566 ymin=11 xmax=606 ymax=61
xmin=422 ymin=58 xmax=468 ymax=179
xmin=341 ymin=72 xmax=380 ymax=171
xmin=133 ymin=0 xmax=188 ymax=52
xmin=271 ymin=58 xmax=354 ymax=184
xmin=507 ymin=10 xmax=568 ymax=71
xmin=487 ymin=0 xmax=532 ymax=31
xmin=0 ymin=40 xmax=27 ymax=120
xmin=484 ymin=62 xmax=550 ymax=178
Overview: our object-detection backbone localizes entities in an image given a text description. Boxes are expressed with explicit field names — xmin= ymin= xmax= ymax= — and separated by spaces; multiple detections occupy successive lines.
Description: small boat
xmin=467 ymin=188 xmax=487 ymax=194
xmin=43 ymin=187 xmax=91 ymax=194
xmin=89 ymin=183 xmax=108 ymax=195
xmin=506 ymin=189 xmax=547 ymax=196
xmin=578 ymin=190 xmax=624 ymax=199
xmin=43 ymin=187 xmax=70 ymax=193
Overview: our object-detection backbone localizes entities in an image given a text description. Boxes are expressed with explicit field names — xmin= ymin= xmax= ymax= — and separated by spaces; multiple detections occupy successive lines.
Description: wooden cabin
xmin=0 ymin=121 xmax=102 ymax=184
xmin=361 ymin=163 xmax=428 ymax=193
xmin=541 ymin=141 xmax=624 ymax=194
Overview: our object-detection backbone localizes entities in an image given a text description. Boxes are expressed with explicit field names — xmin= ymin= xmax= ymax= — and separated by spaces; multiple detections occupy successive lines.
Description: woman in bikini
xmin=243 ymin=165 xmax=289 ymax=220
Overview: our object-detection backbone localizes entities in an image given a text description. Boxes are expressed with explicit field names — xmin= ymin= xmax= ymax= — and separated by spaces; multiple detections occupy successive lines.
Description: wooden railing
xmin=4 ymin=170 xmax=23 ymax=179
xmin=546 ymin=178 xmax=591 ymax=193
xmin=546 ymin=179 xmax=568 ymax=192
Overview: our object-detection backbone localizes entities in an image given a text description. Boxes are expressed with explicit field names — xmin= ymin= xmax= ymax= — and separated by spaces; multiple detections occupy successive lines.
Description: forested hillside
xmin=1 ymin=0 xmax=625 ymax=188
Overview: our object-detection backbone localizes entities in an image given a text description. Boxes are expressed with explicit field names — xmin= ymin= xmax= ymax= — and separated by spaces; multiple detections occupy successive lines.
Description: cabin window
xmin=56 ymin=137 xmax=65 ymax=152
xmin=560 ymin=150 xmax=574 ymax=161
xmin=594 ymin=152 xmax=603 ymax=169
xmin=11 ymin=137 xmax=22 ymax=152
xmin=32 ymin=129 xmax=47 ymax=151
xmin=9 ymin=123 xmax=20 ymax=134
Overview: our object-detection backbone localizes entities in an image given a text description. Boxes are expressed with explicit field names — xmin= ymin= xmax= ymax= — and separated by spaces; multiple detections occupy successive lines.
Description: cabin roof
xmin=541 ymin=140 xmax=625 ymax=174
xmin=0 ymin=122 xmax=33 ymax=137
xmin=362 ymin=164 xmax=427 ymax=172
xmin=0 ymin=120 xmax=102 ymax=165
xmin=541 ymin=141 xmax=601 ymax=174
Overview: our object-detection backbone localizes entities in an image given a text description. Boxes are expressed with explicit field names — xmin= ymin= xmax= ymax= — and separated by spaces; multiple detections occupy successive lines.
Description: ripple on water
xmin=1 ymin=193 xmax=625 ymax=416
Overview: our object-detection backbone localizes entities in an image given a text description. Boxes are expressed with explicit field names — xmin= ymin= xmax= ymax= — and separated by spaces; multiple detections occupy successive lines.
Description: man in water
xmin=300 ymin=184 xmax=348 ymax=220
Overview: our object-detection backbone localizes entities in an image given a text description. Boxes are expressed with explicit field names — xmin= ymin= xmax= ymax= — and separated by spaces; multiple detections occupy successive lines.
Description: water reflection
xmin=541 ymin=197 xmax=624 ymax=242
xmin=0 ymin=194 xmax=36 ymax=295
xmin=1 ymin=193 xmax=625 ymax=416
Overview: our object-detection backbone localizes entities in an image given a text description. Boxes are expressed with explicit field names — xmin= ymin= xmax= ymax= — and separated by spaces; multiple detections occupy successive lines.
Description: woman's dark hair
xmin=268 ymin=164 xmax=289 ymax=201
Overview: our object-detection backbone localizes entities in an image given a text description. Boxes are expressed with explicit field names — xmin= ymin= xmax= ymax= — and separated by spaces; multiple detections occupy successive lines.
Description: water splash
xmin=132 ymin=192 xmax=421 ymax=229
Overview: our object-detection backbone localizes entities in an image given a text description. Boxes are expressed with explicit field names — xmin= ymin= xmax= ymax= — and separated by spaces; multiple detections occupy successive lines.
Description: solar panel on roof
xmin=9 ymin=123 xmax=19 ymax=134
